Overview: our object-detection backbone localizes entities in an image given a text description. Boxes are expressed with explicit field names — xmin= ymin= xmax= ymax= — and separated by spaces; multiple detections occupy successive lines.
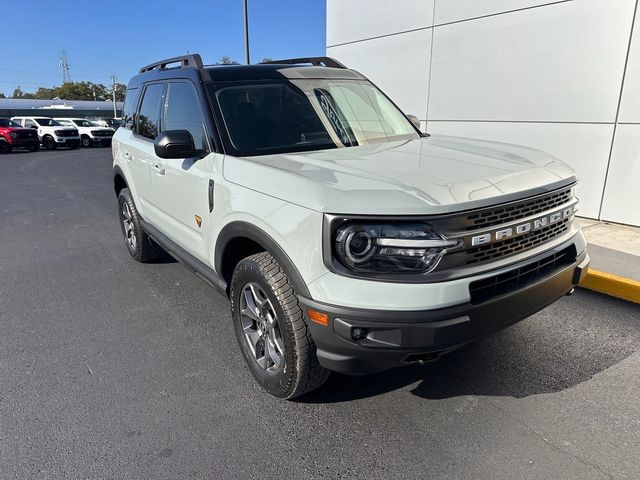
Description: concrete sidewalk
xmin=578 ymin=218 xmax=640 ymax=304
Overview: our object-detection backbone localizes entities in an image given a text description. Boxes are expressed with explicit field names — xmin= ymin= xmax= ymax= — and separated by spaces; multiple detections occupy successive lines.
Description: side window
xmin=136 ymin=83 xmax=164 ymax=140
xmin=164 ymin=82 xmax=207 ymax=150
xmin=122 ymin=87 xmax=139 ymax=130
xmin=24 ymin=119 xmax=37 ymax=128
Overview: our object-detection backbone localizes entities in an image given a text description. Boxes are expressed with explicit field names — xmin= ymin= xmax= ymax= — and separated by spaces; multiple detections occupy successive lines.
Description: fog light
xmin=351 ymin=327 xmax=367 ymax=341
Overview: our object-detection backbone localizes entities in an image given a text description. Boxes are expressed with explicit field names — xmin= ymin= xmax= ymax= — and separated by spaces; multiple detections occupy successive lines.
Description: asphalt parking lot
xmin=1 ymin=148 xmax=639 ymax=479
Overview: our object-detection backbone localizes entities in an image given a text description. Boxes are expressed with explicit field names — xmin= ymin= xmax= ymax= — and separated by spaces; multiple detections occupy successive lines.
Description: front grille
xmin=92 ymin=130 xmax=113 ymax=137
xmin=464 ymin=218 xmax=571 ymax=265
xmin=15 ymin=130 xmax=36 ymax=139
xmin=469 ymin=246 xmax=575 ymax=304
xmin=464 ymin=187 xmax=573 ymax=231
xmin=56 ymin=129 xmax=78 ymax=137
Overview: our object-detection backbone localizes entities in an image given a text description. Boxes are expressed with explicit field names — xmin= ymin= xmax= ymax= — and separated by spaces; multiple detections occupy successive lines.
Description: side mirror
xmin=406 ymin=114 xmax=421 ymax=131
xmin=154 ymin=130 xmax=201 ymax=159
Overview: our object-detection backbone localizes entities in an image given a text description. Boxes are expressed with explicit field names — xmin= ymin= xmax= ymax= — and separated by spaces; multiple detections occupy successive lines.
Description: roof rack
xmin=139 ymin=54 xmax=204 ymax=74
xmin=260 ymin=57 xmax=347 ymax=69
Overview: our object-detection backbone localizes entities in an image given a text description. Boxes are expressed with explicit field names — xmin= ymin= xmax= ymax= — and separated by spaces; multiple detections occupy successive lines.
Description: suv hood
xmin=223 ymin=134 xmax=577 ymax=215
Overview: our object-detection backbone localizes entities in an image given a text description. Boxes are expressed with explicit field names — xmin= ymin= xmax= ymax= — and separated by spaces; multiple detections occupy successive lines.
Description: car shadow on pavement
xmin=147 ymin=250 xmax=178 ymax=264
xmin=300 ymin=292 xmax=640 ymax=403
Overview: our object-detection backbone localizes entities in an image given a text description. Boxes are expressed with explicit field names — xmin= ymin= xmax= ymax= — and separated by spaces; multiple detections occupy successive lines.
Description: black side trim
xmin=141 ymin=220 xmax=228 ymax=295
xmin=208 ymin=179 xmax=215 ymax=212
xmin=214 ymin=221 xmax=311 ymax=298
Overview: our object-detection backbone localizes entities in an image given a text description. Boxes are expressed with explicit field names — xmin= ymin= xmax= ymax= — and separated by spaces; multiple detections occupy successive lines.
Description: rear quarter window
xmin=122 ymin=88 xmax=139 ymax=130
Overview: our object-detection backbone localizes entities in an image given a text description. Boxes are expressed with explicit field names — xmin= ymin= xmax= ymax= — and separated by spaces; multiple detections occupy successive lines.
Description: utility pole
xmin=243 ymin=0 xmax=250 ymax=64
xmin=110 ymin=75 xmax=118 ymax=118
xmin=59 ymin=51 xmax=71 ymax=83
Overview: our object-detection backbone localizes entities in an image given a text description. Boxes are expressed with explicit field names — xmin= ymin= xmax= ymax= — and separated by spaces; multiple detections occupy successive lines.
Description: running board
xmin=141 ymin=220 xmax=228 ymax=296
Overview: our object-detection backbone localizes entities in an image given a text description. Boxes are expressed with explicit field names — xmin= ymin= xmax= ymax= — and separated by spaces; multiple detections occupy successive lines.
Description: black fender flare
xmin=215 ymin=221 xmax=311 ymax=298
xmin=113 ymin=165 xmax=128 ymax=195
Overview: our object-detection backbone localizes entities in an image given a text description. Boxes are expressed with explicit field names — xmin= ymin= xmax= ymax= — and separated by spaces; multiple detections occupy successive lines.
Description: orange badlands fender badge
xmin=194 ymin=215 xmax=202 ymax=228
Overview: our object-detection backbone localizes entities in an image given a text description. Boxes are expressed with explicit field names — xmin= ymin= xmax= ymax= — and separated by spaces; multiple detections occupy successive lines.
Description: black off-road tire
xmin=230 ymin=252 xmax=330 ymax=399
xmin=0 ymin=139 xmax=11 ymax=153
xmin=117 ymin=188 xmax=163 ymax=262
xmin=42 ymin=136 xmax=56 ymax=150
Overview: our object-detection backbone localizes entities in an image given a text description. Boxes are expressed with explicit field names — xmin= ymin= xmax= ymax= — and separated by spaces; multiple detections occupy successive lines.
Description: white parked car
xmin=55 ymin=118 xmax=114 ymax=147
xmin=10 ymin=116 xmax=79 ymax=150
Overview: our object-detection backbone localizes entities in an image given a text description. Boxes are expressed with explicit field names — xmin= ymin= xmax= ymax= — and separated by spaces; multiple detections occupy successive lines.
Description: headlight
xmin=333 ymin=222 xmax=461 ymax=274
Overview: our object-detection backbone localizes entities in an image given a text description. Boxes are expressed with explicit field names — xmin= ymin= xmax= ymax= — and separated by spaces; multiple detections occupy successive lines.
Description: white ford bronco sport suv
xmin=55 ymin=118 xmax=114 ymax=147
xmin=11 ymin=116 xmax=80 ymax=150
xmin=112 ymin=54 xmax=589 ymax=399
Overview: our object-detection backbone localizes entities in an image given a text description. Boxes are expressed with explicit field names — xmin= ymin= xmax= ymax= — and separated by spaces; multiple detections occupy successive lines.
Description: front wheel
xmin=0 ymin=140 xmax=11 ymax=153
xmin=230 ymin=252 xmax=330 ymax=399
xmin=42 ymin=136 xmax=56 ymax=150
xmin=81 ymin=135 xmax=91 ymax=147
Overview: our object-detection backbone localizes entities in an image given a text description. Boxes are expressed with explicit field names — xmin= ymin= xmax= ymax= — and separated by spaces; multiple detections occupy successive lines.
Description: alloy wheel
xmin=239 ymin=282 xmax=286 ymax=373
xmin=121 ymin=202 xmax=137 ymax=250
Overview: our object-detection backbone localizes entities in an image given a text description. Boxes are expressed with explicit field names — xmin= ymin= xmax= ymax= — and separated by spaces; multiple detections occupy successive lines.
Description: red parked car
xmin=0 ymin=117 xmax=40 ymax=153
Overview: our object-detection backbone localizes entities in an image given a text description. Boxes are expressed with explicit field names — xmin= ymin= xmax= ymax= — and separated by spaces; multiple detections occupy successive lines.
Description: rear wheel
xmin=42 ymin=136 xmax=56 ymax=150
xmin=230 ymin=252 xmax=330 ymax=399
xmin=117 ymin=188 xmax=163 ymax=262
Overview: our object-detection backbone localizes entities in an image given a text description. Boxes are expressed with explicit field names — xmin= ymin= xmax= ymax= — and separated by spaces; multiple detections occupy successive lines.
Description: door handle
xmin=151 ymin=163 xmax=166 ymax=175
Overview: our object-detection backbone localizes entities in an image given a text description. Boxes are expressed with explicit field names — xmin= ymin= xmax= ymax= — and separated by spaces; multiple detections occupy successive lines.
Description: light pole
xmin=243 ymin=0 xmax=250 ymax=64
xmin=110 ymin=75 xmax=118 ymax=118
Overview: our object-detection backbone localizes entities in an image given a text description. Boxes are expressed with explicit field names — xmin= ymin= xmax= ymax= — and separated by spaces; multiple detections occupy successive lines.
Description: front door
xmin=148 ymin=81 xmax=214 ymax=263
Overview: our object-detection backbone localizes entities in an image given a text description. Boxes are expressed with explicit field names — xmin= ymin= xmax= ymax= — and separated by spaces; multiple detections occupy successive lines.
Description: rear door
xmin=147 ymin=80 xmax=215 ymax=262
xmin=122 ymin=83 xmax=165 ymax=216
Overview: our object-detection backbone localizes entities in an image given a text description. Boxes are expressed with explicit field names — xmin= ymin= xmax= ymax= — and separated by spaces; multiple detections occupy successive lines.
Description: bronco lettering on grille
xmin=470 ymin=204 xmax=577 ymax=247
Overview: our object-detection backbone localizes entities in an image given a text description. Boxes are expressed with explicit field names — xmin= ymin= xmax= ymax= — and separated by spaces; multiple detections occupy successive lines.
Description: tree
xmin=261 ymin=57 xmax=274 ymax=63
xmin=0 ymin=92 xmax=5 ymax=99
xmin=11 ymin=86 xmax=24 ymax=98
xmin=218 ymin=56 xmax=240 ymax=65
xmin=112 ymin=83 xmax=127 ymax=102
xmin=8 ymin=81 xmax=128 ymax=102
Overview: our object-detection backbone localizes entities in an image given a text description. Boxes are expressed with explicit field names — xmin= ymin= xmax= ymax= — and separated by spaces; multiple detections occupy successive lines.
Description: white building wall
xmin=327 ymin=0 xmax=640 ymax=226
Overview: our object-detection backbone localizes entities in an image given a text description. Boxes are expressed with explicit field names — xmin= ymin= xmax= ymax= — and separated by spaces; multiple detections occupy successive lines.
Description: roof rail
xmin=139 ymin=54 xmax=204 ymax=74
xmin=260 ymin=57 xmax=347 ymax=69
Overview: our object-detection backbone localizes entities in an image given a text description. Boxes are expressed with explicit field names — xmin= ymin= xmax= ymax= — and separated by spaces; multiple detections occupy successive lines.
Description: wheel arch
xmin=215 ymin=221 xmax=311 ymax=298
xmin=113 ymin=165 xmax=128 ymax=197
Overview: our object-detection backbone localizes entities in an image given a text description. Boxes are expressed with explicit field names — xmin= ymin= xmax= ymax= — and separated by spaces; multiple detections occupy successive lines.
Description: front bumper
xmin=299 ymin=247 xmax=589 ymax=375
xmin=90 ymin=136 xmax=113 ymax=146
xmin=10 ymin=138 xmax=39 ymax=148
xmin=55 ymin=137 xmax=79 ymax=147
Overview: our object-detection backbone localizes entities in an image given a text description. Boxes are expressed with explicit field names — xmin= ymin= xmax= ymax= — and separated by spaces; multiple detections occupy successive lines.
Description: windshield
xmin=74 ymin=119 xmax=97 ymax=127
xmin=35 ymin=118 xmax=62 ymax=127
xmin=209 ymin=79 xmax=420 ymax=156
xmin=0 ymin=118 xmax=20 ymax=127
xmin=56 ymin=119 xmax=74 ymax=126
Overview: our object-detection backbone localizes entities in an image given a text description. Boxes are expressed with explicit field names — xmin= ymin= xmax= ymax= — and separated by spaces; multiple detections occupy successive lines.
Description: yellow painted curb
xmin=579 ymin=269 xmax=640 ymax=304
